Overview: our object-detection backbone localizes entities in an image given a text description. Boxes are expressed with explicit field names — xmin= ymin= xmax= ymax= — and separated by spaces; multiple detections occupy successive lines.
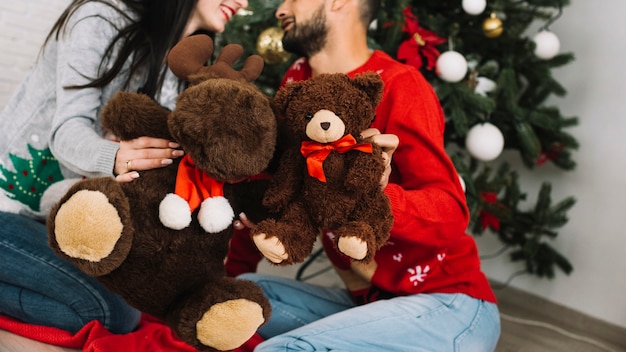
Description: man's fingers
xmin=360 ymin=128 xmax=380 ymax=140
xmin=371 ymin=133 xmax=399 ymax=153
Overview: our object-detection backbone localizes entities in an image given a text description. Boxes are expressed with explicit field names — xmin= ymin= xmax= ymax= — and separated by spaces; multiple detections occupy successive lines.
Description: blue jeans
xmin=239 ymin=274 xmax=501 ymax=352
xmin=0 ymin=211 xmax=140 ymax=334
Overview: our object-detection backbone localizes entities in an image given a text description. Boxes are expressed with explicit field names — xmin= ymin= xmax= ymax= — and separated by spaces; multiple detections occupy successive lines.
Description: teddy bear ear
xmin=272 ymin=80 xmax=305 ymax=118
xmin=350 ymin=72 xmax=384 ymax=107
xmin=167 ymin=34 xmax=214 ymax=81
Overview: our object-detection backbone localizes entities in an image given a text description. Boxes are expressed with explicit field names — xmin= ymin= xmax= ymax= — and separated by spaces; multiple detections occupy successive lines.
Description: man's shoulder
xmin=361 ymin=51 xmax=425 ymax=84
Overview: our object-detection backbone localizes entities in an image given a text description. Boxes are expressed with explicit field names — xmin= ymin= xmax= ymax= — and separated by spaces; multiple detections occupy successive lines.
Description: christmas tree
xmin=218 ymin=0 xmax=577 ymax=279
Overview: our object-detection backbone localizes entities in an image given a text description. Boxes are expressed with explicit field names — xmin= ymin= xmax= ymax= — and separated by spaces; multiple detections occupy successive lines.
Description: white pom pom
xmin=465 ymin=122 xmax=505 ymax=162
xmin=198 ymin=196 xmax=235 ymax=233
xmin=533 ymin=30 xmax=560 ymax=60
xmin=462 ymin=0 xmax=486 ymax=15
xmin=436 ymin=51 xmax=468 ymax=83
xmin=159 ymin=193 xmax=192 ymax=230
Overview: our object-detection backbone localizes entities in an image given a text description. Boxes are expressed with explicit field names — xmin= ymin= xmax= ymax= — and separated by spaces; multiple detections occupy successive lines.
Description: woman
xmin=0 ymin=0 xmax=248 ymax=335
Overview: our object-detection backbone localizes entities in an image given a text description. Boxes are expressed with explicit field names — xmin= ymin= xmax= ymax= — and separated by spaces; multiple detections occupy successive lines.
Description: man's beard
xmin=282 ymin=7 xmax=328 ymax=58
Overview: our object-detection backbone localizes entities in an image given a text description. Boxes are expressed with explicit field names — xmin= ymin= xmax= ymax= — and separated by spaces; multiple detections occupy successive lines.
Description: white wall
xmin=475 ymin=0 xmax=626 ymax=329
xmin=1 ymin=0 xmax=624 ymax=329
xmin=0 ymin=0 xmax=69 ymax=104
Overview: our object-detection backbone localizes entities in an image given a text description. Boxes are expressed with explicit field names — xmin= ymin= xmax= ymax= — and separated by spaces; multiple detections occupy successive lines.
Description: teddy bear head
xmin=272 ymin=72 xmax=384 ymax=146
xmin=166 ymin=35 xmax=276 ymax=181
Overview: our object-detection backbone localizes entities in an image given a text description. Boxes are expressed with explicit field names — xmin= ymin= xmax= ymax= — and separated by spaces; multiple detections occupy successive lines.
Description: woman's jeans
xmin=0 ymin=211 xmax=140 ymax=333
xmin=239 ymin=273 xmax=501 ymax=352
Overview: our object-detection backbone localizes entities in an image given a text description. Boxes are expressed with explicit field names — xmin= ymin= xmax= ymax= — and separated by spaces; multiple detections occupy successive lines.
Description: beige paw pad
xmin=54 ymin=190 xmax=123 ymax=262
xmin=253 ymin=233 xmax=289 ymax=263
xmin=196 ymin=299 xmax=265 ymax=351
xmin=338 ymin=236 xmax=368 ymax=260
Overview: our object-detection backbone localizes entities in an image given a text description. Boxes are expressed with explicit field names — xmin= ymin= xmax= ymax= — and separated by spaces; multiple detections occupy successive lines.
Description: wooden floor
xmin=1 ymin=259 xmax=625 ymax=351
xmin=493 ymin=284 xmax=625 ymax=352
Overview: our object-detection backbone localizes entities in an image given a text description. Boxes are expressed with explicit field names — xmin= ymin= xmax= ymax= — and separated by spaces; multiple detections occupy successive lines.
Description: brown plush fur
xmin=252 ymin=73 xmax=394 ymax=265
xmin=47 ymin=35 xmax=274 ymax=351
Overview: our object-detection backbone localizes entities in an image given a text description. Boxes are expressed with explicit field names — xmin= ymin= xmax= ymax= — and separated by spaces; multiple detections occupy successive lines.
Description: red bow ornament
xmin=536 ymin=143 xmax=564 ymax=166
xmin=300 ymin=134 xmax=373 ymax=182
xmin=159 ymin=155 xmax=234 ymax=233
xmin=479 ymin=192 xmax=501 ymax=231
xmin=397 ymin=7 xmax=447 ymax=71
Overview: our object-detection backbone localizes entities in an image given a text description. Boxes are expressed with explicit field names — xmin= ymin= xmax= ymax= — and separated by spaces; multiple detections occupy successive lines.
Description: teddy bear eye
xmin=305 ymin=113 xmax=313 ymax=120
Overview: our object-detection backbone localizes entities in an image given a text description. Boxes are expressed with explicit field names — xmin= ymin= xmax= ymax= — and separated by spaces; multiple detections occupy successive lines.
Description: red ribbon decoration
xmin=536 ymin=143 xmax=564 ymax=166
xmin=300 ymin=134 xmax=373 ymax=182
xmin=397 ymin=7 xmax=447 ymax=71
xmin=479 ymin=192 xmax=501 ymax=231
xmin=174 ymin=155 xmax=224 ymax=212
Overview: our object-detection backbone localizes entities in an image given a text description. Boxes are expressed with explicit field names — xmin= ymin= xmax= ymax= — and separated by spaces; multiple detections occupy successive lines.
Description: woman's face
xmin=187 ymin=0 xmax=249 ymax=34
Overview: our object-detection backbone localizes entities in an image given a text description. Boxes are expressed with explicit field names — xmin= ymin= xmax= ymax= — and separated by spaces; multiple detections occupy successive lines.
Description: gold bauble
xmin=256 ymin=27 xmax=291 ymax=65
xmin=482 ymin=13 xmax=503 ymax=38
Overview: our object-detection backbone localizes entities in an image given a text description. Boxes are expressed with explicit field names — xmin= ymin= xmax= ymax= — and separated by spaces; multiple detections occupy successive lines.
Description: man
xmin=230 ymin=1 xmax=501 ymax=350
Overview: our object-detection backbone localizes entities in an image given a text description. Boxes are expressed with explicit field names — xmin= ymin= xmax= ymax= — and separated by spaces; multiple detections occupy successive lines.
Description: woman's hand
xmin=114 ymin=137 xmax=184 ymax=182
xmin=361 ymin=128 xmax=399 ymax=189
xmin=233 ymin=212 xmax=255 ymax=230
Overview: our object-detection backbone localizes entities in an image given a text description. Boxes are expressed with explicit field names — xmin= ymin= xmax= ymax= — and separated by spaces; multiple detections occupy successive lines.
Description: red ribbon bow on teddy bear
xmin=300 ymin=134 xmax=373 ymax=182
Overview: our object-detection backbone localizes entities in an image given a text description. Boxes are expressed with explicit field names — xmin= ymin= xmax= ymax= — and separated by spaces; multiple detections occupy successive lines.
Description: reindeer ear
xmin=167 ymin=34 xmax=214 ymax=80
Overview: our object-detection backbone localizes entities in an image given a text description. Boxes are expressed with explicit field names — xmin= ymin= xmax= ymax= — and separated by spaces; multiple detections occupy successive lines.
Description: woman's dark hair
xmin=44 ymin=0 xmax=198 ymax=98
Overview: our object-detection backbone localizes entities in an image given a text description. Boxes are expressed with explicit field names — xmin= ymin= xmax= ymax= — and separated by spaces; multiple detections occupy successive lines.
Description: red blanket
xmin=0 ymin=313 xmax=262 ymax=351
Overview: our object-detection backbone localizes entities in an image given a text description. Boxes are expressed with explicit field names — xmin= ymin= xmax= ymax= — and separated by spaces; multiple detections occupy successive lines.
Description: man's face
xmin=277 ymin=1 xmax=328 ymax=57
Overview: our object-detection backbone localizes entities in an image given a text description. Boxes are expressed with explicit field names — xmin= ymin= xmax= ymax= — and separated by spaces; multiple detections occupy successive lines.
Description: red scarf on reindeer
xmin=174 ymin=155 xmax=224 ymax=212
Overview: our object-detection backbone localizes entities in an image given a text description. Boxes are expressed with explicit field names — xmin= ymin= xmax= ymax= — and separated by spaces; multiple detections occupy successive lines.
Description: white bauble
xmin=475 ymin=76 xmax=497 ymax=96
xmin=465 ymin=122 xmax=505 ymax=161
xmin=533 ymin=30 xmax=560 ymax=60
xmin=436 ymin=51 xmax=468 ymax=83
xmin=462 ymin=0 xmax=487 ymax=15
xmin=458 ymin=174 xmax=467 ymax=192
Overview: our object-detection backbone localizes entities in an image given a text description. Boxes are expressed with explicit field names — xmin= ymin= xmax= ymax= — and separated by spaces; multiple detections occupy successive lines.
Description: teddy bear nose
xmin=320 ymin=122 xmax=331 ymax=130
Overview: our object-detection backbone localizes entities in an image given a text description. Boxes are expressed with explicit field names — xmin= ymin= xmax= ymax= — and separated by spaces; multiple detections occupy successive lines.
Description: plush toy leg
xmin=47 ymin=178 xmax=133 ymax=277
xmin=166 ymin=278 xmax=270 ymax=351
xmin=252 ymin=201 xmax=318 ymax=265
xmin=334 ymin=221 xmax=377 ymax=263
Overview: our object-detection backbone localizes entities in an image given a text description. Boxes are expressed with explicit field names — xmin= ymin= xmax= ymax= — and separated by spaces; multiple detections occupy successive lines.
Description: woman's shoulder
xmin=65 ymin=0 xmax=137 ymax=29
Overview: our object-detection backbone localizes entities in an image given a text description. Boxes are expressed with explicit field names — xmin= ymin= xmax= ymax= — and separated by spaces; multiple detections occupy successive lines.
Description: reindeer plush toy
xmin=47 ymin=35 xmax=275 ymax=351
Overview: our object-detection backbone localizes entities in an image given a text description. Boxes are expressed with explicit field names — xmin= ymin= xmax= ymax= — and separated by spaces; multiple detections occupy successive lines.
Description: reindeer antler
xmin=167 ymin=34 xmax=264 ymax=85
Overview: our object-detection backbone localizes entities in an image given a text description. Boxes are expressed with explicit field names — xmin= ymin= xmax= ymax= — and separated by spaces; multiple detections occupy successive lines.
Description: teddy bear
xmin=47 ymin=35 xmax=274 ymax=351
xmin=251 ymin=72 xmax=394 ymax=266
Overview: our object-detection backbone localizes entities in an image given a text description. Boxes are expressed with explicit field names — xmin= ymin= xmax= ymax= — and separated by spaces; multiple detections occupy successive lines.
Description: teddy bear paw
xmin=196 ymin=299 xmax=265 ymax=351
xmin=338 ymin=236 xmax=368 ymax=260
xmin=253 ymin=233 xmax=289 ymax=263
xmin=53 ymin=190 xmax=123 ymax=262
xmin=159 ymin=193 xmax=192 ymax=230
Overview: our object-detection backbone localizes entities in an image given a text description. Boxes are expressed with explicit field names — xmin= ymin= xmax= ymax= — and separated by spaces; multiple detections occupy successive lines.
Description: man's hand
xmin=361 ymin=128 xmax=399 ymax=189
